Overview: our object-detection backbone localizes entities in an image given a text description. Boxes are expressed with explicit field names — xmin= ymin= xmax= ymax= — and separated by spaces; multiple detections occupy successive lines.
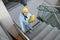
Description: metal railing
xmin=38 ymin=5 xmax=60 ymax=28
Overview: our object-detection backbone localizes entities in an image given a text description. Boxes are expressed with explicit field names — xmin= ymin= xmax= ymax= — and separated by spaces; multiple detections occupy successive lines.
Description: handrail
xmin=13 ymin=20 xmax=30 ymax=40
xmin=43 ymin=1 xmax=60 ymax=24
xmin=42 ymin=5 xmax=60 ymax=25
xmin=53 ymin=13 xmax=60 ymax=24
xmin=38 ymin=5 xmax=60 ymax=25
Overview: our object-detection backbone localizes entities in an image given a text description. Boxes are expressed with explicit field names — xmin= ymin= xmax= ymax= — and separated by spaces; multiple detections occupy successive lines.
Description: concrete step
xmin=6 ymin=2 xmax=19 ymax=9
xmin=27 ymin=0 xmax=43 ymax=17
xmin=33 ymin=24 xmax=53 ymax=40
xmin=54 ymin=34 xmax=60 ymax=40
xmin=43 ymin=27 xmax=60 ymax=40
xmin=26 ymin=22 xmax=47 ymax=39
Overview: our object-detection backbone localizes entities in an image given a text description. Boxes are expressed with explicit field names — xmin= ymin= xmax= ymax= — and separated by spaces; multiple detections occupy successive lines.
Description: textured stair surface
xmin=26 ymin=22 xmax=47 ymax=39
xmin=55 ymin=34 xmax=60 ymax=40
xmin=43 ymin=27 xmax=60 ymax=40
xmin=6 ymin=2 xmax=19 ymax=9
xmin=33 ymin=24 xmax=53 ymax=40
xmin=27 ymin=0 xmax=44 ymax=17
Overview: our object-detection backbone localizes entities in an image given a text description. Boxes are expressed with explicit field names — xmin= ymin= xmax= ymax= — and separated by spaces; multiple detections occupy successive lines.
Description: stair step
xmin=26 ymin=22 xmax=47 ymax=39
xmin=55 ymin=34 xmax=60 ymax=40
xmin=43 ymin=27 xmax=60 ymax=40
xmin=33 ymin=24 xmax=53 ymax=40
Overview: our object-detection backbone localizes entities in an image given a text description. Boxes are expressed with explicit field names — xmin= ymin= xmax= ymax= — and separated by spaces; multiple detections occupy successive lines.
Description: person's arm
xmin=20 ymin=21 xmax=25 ymax=32
xmin=19 ymin=14 xmax=25 ymax=32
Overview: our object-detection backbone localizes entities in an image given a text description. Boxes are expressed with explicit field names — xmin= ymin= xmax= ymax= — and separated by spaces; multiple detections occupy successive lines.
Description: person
xmin=19 ymin=7 xmax=35 ymax=32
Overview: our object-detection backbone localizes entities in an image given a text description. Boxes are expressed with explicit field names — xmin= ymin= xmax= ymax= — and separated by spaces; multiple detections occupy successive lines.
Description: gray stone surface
xmin=27 ymin=0 xmax=44 ymax=17
xmin=43 ymin=27 xmax=60 ymax=40
xmin=8 ymin=3 xmax=24 ymax=26
xmin=6 ymin=2 xmax=19 ymax=9
xmin=55 ymin=34 xmax=60 ymax=40
xmin=33 ymin=24 xmax=53 ymax=40
xmin=26 ymin=22 xmax=47 ymax=39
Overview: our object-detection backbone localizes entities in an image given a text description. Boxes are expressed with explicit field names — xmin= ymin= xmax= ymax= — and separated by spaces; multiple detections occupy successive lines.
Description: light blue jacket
xmin=19 ymin=13 xmax=32 ymax=32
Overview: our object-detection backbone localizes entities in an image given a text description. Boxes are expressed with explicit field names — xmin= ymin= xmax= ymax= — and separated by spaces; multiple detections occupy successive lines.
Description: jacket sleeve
xmin=19 ymin=14 xmax=25 ymax=32
xmin=20 ymin=21 xmax=25 ymax=32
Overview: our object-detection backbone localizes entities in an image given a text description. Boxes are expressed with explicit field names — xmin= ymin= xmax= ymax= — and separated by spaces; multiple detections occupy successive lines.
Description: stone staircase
xmin=5 ymin=0 xmax=60 ymax=40
xmin=25 ymin=21 xmax=60 ymax=40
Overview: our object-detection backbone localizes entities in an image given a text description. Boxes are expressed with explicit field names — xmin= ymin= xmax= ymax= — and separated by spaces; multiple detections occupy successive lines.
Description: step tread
xmin=33 ymin=24 xmax=53 ymax=40
xmin=43 ymin=27 xmax=60 ymax=40
xmin=26 ymin=22 xmax=47 ymax=39
xmin=55 ymin=34 xmax=60 ymax=40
